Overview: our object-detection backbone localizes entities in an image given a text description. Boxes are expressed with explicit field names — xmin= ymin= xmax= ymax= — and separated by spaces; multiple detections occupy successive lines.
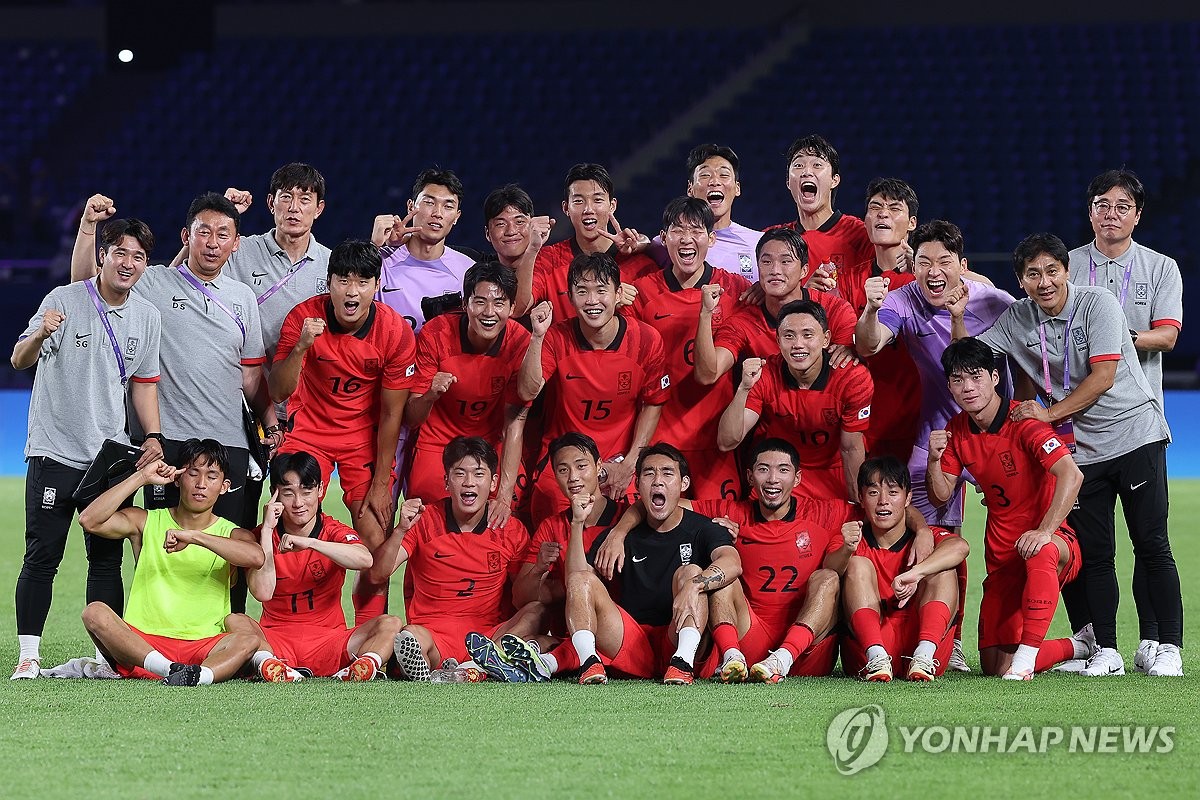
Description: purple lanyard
xmin=177 ymin=265 xmax=246 ymax=345
xmin=1088 ymin=253 xmax=1134 ymax=307
xmin=256 ymin=255 xmax=311 ymax=306
xmin=84 ymin=279 xmax=127 ymax=386
xmin=1038 ymin=306 xmax=1077 ymax=400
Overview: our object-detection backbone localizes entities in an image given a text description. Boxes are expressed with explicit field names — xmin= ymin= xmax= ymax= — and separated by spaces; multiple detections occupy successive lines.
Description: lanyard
xmin=1038 ymin=306 xmax=1077 ymax=401
xmin=176 ymin=265 xmax=246 ymax=345
xmin=84 ymin=279 xmax=128 ymax=386
xmin=1088 ymin=253 xmax=1133 ymax=307
xmin=257 ymin=255 xmax=312 ymax=306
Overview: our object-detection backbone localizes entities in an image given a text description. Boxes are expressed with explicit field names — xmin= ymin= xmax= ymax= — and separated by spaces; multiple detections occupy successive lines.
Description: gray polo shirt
xmin=22 ymin=278 xmax=161 ymax=469
xmin=133 ymin=264 xmax=266 ymax=449
xmin=1068 ymin=239 xmax=1183 ymax=407
xmin=225 ymin=230 xmax=330 ymax=357
xmin=977 ymin=282 xmax=1168 ymax=465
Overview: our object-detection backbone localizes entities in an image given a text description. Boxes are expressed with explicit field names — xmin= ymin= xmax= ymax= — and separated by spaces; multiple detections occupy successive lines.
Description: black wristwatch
xmin=144 ymin=432 xmax=165 ymax=444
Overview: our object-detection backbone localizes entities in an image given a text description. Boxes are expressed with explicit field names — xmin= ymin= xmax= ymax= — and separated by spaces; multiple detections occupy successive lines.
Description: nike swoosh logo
xmin=565 ymin=374 xmax=585 ymax=381
xmin=381 ymin=286 xmax=404 ymax=293
xmin=653 ymin=312 xmax=672 ymax=320
xmin=1130 ymin=481 xmax=1148 ymax=491
xmin=171 ymin=296 xmax=187 ymax=304
xmin=316 ymin=356 xmax=335 ymax=362
xmin=251 ymin=271 xmax=268 ymax=279
xmin=915 ymin=330 xmax=937 ymax=337
xmin=631 ymin=556 xmax=647 ymax=563
xmin=737 ymin=540 xmax=770 ymax=546
xmin=433 ymin=552 xmax=452 ymax=559
xmin=75 ymin=333 xmax=91 ymax=340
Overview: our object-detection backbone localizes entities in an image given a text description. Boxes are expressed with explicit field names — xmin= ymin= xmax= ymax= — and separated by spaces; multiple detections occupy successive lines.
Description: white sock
xmin=541 ymin=651 xmax=559 ymax=674
xmin=18 ymin=635 xmax=41 ymax=662
xmin=866 ymin=644 xmax=888 ymax=662
xmin=1009 ymin=644 xmax=1038 ymax=674
xmin=571 ymin=630 xmax=597 ymax=663
xmin=251 ymin=650 xmax=273 ymax=670
xmin=362 ymin=652 xmax=383 ymax=669
xmin=198 ymin=666 xmax=214 ymax=685
xmin=913 ymin=640 xmax=937 ymax=660
xmin=771 ymin=647 xmax=795 ymax=674
xmin=142 ymin=650 xmax=173 ymax=677
xmin=673 ymin=626 xmax=702 ymax=666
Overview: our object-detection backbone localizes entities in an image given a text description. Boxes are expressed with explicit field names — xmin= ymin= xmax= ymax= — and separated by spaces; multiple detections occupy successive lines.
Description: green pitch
xmin=0 ymin=478 xmax=1195 ymax=798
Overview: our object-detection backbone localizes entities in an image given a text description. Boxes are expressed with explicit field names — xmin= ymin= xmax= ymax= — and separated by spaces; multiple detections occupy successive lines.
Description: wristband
xmin=144 ymin=432 xmax=165 ymax=444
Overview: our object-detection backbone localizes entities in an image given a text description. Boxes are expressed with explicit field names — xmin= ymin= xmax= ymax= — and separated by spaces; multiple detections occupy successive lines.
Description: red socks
xmin=1034 ymin=638 xmax=1076 ymax=672
xmin=779 ymin=623 xmax=815 ymax=660
xmin=712 ymin=622 xmax=740 ymax=655
xmin=1021 ymin=545 xmax=1061 ymax=647
xmin=850 ymin=608 xmax=884 ymax=649
xmin=918 ymin=600 xmax=952 ymax=645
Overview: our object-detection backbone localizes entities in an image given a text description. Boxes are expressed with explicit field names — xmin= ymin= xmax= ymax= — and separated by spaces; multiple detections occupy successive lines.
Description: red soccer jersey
xmin=630 ymin=263 xmax=751 ymax=451
xmin=695 ymin=497 xmax=850 ymax=625
xmin=532 ymin=238 xmax=659 ymax=322
xmin=939 ymin=401 xmax=1073 ymax=573
xmin=855 ymin=525 xmax=957 ymax=609
xmin=765 ymin=212 xmax=875 ymax=286
xmin=259 ymin=514 xmax=364 ymax=630
xmin=523 ymin=498 xmax=624 ymax=579
xmin=411 ymin=312 xmax=530 ymax=450
xmin=401 ymin=499 xmax=529 ymax=624
xmin=712 ymin=287 xmax=856 ymax=363
xmin=275 ymin=297 xmax=417 ymax=445
xmin=745 ymin=354 xmax=874 ymax=501
xmin=538 ymin=316 xmax=670 ymax=461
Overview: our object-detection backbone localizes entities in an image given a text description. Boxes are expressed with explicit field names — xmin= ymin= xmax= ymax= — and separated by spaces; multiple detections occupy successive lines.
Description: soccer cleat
xmin=578 ymin=656 xmax=608 ymax=685
xmin=1080 ymin=647 xmax=1125 ymax=677
xmin=162 ymin=663 xmax=202 ymax=686
xmin=906 ymin=654 xmax=940 ymax=682
xmin=10 ymin=657 xmax=40 ymax=680
xmin=1002 ymin=668 xmax=1034 ymax=681
xmin=466 ymin=632 xmax=527 ymax=683
xmin=662 ymin=656 xmax=694 ymax=685
xmin=1147 ymin=644 xmax=1183 ymax=677
xmin=259 ymin=657 xmax=302 ymax=683
xmin=1134 ymin=639 xmax=1159 ymax=674
xmin=748 ymin=653 xmax=786 ymax=684
xmin=716 ymin=650 xmax=748 ymax=683
xmin=947 ymin=639 xmax=970 ymax=672
xmin=1050 ymin=659 xmax=1087 ymax=673
xmin=499 ymin=634 xmax=551 ymax=683
xmin=1071 ymin=623 xmax=1099 ymax=660
xmin=859 ymin=653 xmax=893 ymax=682
xmin=393 ymin=630 xmax=431 ymax=682
xmin=336 ymin=655 xmax=378 ymax=682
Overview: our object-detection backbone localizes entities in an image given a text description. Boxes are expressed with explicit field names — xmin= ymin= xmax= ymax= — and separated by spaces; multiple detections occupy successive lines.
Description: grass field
xmin=0 ymin=477 xmax=1196 ymax=798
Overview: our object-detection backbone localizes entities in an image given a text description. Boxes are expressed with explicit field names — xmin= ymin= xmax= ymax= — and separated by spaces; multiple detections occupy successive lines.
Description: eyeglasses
xmin=1090 ymin=200 xmax=1137 ymax=217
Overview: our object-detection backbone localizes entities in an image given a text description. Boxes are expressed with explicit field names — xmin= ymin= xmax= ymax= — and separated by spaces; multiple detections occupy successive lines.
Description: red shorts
xmin=410 ymin=616 xmax=501 ymax=665
xmin=696 ymin=609 xmax=838 ymax=677
xmin=978 ymin=530 xmax=1081 ymax=650
xmin=598 ymin=606 xmax=673 ymax=679
xmin=680 ymin=448 xmax=740 ymax=502
xmin=261 ymin=623 xmax=355 ymax=677
xmin=841 ymin=607 xmax=955 ymax=677
xmin=114 ymin=626 xmax=227 ymax=680
xmin=279 ymin=437 xmax=392 ymax=506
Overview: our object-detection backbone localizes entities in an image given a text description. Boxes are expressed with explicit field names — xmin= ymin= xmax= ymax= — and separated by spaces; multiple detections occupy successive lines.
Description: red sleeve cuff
xmin=1151 ymin=319 xmax=1182 ymax=330
xmin=130 ymin=375 xmax=160 ymax=384
xmin=240 ymin=357 xmax=267 ymax=366
xmin=1088 ymin=353 xmax=1122 ymax=364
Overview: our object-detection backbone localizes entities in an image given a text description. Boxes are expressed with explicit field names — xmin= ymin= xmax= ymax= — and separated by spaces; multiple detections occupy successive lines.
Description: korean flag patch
xmin=1042 ymin=437 xmax=1062 ymax=454
xmin=405 ymin=363 xmax=416 ymax=378
xmin=857 ymin=405 xmax=871 ymax=420
xmin=660 ymin=374 xmax=671 ymax=390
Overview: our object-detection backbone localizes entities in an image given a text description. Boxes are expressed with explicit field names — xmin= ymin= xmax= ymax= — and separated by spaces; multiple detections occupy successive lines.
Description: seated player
xmin=404 ymin=261 xmax=530 ymax=522
xmin=511 ymin=433 xmax=622 ymax=624
xmin=928 ymin=338 xmax=1095 ymax=679
xmin=841 ymin=457 xmax=968 ymax=681
xmin=269 ymin=240 xmax=417 ymax=620
xmin=230 ymin=452 xmax=403 ymax=682
xmin=77 ymin=440 xmax=264 ymax=685
xmin=694 ymin=228 xmax=858 ymax=388
xmin=519 ymin=252 xmax=670 ymax=520
xmin=629 ymin=197 xmax=750 ymax=500
xmin=368 ymin=437 xmax=545 ymax=681
xmin=533 ymin=444 xmax=742 ymax=685
xmin=718 ymin=300 xmax=872 ymax=502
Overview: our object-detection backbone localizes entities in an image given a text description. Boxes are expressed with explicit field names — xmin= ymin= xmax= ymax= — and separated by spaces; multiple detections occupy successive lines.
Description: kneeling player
xmin=368 ymin=436 xmax=545 ymax=681
xmin=841 ymin=457 xmax=968 ymax=681
xmin=536 ymin=444 xmax=742 ymax=685
xmin=928 ymin=338 xmax=1092 ymax=679
xmin=78 ymin=440 xmax=264 ymax=685
xmin=232 ymin=452 xmax=403 ymax=681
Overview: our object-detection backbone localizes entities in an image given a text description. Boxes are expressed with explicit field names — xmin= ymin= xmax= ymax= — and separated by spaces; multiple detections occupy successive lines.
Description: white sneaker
xmin=947 ymin=639 xmax=970 ymax=672
xmin=1050 ymin=659 xmax=1087 ymax=673
xmin=10 ymin=657 xmax=40 ymax=680
xmin=1147 ymin=644 xmax=1183 ymax=677
xmin=1081 ymin=647 xmax=1125 ymax=677
xmin=1071 ymin=624 xmax=1099 ymax=660
xmin=1134 ymin=640 xmax=1159 ymax=674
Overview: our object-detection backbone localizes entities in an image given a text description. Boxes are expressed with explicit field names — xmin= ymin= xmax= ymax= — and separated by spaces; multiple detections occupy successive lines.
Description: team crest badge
xmin=738 ymin=253 xmax=753 ymax=276
xmin=152 ymin=484 xmax=166 ymax=498
xmin=491 ymin=376 xmax=506 ymax=394
xmin=233 ymin=303 xmax=245 ymax=322
xmin=795 ymin=531 xmax=811 ymax=554
xmin=125 ymin=337 xmax=139 ymax=358
xmin=1071 ymin=327 xmax=1087 ymax=348
xmin=822 ymin=408 xmax=839 ymax=427
xmin=1135 ymin=282 xmax=1148 ymax=302
xmin=487 ymin=551 xmax=502 ymax=573
xmin=316 ymin=278 xmax=328 ymax=295
xmin=1000 ymin=451 xmax=1017 ymax=477
xmin=41 ymin=487 xmax=56 ymax=508
xmin=618 ymin=371 xmax=632 ymax=394
xmin=308 ymin=562 xmax=327 ymax=581
xmin=679 ymin=543 xmax=693 ymax=565
xmin=364 ymin=358 xmax=379 ymax=374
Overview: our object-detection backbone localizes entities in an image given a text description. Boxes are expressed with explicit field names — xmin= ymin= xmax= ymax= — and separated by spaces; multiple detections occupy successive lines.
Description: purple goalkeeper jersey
xmin=877 ymin=278 xmax=1015 ymax=443
xmin=376 ymin=243 xmax=475 ymax=333
xmin=649 ymin=220 xmax=763 ymax=283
